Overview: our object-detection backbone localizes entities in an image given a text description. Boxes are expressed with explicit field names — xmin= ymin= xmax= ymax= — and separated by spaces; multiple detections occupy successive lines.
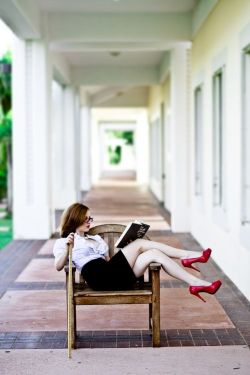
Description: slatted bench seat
xmin=65 ymin=224 xmax=161 ymax=349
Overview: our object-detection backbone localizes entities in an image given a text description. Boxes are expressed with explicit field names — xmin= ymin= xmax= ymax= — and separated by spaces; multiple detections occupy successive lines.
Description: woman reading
xmin=53 ymin=203 xmax=222 ymax=302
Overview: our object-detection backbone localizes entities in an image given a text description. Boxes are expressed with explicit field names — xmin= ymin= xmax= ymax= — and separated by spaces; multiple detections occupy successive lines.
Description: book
xmin=115 ymin=220 xmax=150 ymax=248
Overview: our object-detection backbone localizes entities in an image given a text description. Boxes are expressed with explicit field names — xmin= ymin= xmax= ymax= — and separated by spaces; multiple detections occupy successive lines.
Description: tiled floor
xmin=0 ymin=182 xmax=250 ymax=349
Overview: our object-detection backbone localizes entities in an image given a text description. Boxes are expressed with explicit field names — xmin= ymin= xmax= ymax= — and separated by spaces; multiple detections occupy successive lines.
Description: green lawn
xmin=0 ymin=209 xmax=12 ymax=249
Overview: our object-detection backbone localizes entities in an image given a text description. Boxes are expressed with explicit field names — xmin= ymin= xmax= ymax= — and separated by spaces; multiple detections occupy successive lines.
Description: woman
xmin=53 ymin=203 xmax=222 ymax=302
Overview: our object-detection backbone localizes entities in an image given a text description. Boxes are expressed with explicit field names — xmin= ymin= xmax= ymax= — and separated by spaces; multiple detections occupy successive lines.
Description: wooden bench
xmin=65 ymin=224 xmax=161 ymax=349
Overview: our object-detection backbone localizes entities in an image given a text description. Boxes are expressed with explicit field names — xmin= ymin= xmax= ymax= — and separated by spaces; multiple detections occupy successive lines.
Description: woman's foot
xmin=181 ymin=248 xmax=212 ymax=271
xmin=189 ymin=279 xmax=222 ymax=302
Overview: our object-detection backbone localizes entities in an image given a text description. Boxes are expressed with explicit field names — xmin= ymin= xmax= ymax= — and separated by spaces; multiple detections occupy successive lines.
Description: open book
xmin=115 ymin=220 xmax=150 ymax=248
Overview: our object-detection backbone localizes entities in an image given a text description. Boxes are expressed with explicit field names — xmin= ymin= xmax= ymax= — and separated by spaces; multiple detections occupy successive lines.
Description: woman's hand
xmin=55 ymin=233 xmax=74 ymax=272
xmin=66 ymin=232 xmax=75 ymax=246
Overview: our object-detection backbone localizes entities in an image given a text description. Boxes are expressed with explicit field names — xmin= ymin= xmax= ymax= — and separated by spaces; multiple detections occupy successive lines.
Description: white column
xmin=80 ymin=93 xmax=91 ymax=191
xmin=12 ymin=38 xmax=52 ymax=238
xmin=74 ymin=90 xmax=82 ymax=201
xmin=64 ymin=86 xmax=78 ymax=202
xmin=136 ymin=110 xmax=149 ymax=185
xmin=51 ymin=83 xmax=78 ymax=210
xmin=170 ymin=45 xmax=190 ymax=232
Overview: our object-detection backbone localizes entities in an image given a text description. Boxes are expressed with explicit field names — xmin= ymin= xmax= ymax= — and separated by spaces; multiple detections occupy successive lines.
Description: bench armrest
xmin=64 ymin=264 xmax=76 ymax=287
xmin=149 ymin=262 xmax=161 ymax=271
xmin=64 ymin=265 xmax=76 ymax=273
xmin=148 ymin=262 xmax=161 ymax=284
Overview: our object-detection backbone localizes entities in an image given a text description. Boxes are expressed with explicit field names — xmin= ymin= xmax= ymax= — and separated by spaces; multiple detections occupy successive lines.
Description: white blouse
xmin=53 ymin=233 xmax=109 ymax=271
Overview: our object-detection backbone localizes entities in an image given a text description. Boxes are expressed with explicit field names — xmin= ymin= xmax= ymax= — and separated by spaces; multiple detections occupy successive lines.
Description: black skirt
xmin=81 ymin=250 xmax=137 ymax=291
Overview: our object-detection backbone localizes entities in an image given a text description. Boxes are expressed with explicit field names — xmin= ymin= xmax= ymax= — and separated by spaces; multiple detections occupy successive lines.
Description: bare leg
xmin=135 ymin=238 xmax=203 ymax=259
xmin=121 ymin=238 xmax=204 ymax=269
xmin=132 ymin=249 xmax=210 ymax=286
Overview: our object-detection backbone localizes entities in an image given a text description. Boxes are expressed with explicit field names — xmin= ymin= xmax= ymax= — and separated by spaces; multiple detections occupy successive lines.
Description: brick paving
xmin=0 ymin=240 xmax=46 ymax=298
xmin=0 ymin=182 xmax=250 ymax=349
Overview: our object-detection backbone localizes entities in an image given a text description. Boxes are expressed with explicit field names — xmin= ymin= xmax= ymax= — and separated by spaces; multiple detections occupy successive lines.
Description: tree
xmin=0 ymin=51 xmax=12 ymax=212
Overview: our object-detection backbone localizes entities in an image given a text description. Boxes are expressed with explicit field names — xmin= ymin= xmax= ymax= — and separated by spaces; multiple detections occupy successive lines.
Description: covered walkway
xmin=0 ymin=0 xmax=250 ymax=372
xmin=1 ymin=0 xmax=250 ymax=304
xmin=0 ymin=180 xmax=250 ymax=352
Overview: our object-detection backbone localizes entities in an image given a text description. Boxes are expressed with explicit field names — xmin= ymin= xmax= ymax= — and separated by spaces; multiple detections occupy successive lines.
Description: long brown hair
xmin=60 ymin=203 xmax=89 ymax=237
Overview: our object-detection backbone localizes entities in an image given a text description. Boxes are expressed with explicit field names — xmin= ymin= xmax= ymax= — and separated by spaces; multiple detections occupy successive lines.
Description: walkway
xmin=0 ymin=179 xmax=250 ymax=373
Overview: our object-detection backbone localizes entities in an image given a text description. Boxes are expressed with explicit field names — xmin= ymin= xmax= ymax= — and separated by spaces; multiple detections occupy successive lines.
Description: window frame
xmin=239 ymin=23 xmax=250 ymax=248
xmin=194 ymin=85 xmax=203 ymax=197
xmin=241 ymin=45 xmax=250 ymax=225
xmin=240 ymin=44 xmax=250 ymax=248
xmin=212 ymin=65 xmax=228 ymax=229
xmin=212 ymin=68 xmax=224 ymax=208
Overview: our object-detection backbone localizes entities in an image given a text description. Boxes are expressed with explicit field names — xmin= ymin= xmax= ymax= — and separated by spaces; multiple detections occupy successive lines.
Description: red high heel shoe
xmin=189 ymin=280 xmax=222 ymax=302
xmin=181 ymin=248 xmax=212 ymax=272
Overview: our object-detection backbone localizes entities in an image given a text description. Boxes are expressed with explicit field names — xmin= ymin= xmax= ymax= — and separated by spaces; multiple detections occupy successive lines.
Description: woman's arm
xmin=94 ymin=234 xmax=109 ymax=260
xmin=55 ymin=233 xmax=74 ymax=271
xmin=55 ymin=248 xmax=69 ymax=271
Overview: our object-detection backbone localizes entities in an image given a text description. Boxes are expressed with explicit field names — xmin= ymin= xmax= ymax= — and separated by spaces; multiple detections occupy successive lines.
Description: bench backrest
xmin=88 ymin=224 xmax=126 ymax=257
xmin=88 ymin=224 xmax=149 ymax=257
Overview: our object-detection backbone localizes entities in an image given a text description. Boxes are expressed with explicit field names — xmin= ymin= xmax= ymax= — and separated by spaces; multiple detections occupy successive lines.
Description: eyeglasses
xmin=84 ymin=216 xmax=94 ymax=224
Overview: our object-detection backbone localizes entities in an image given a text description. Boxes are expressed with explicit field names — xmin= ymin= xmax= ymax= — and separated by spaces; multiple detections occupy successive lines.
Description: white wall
xmin=163 ymin=79 xmax=172 ymax=212
xmin=148 ymin=86 xmax=164 ymax=202
xmin=136 ymin=111 xmax=149 ymax=185
xmin=170 ymin=46 xmax=191 ymax=232
xmin=191 ymin=0 xmax=250 ymax=300
xmin=149 ymin=111 xmax=163 ymax=202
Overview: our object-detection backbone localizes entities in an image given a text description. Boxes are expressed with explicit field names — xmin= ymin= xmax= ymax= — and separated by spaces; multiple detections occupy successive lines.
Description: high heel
xmin=181 ymin=248 xmax=212 ymax=272
xmin=189 ymin=280 xmax=222 ymax=302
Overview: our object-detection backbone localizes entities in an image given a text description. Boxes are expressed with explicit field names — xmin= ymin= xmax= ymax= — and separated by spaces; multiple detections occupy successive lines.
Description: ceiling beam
xmin=158 ymin=51 xmax=170 ymax=83
xmin=192 ymin=0 xmax=218 ymax=36
xmin=52 ymin=52 xmax=71 ymax=85
xmin=0 ymin=0 xmax=41 ymax=39
xmin=93 ymin=87 xmax=149 ymax=108
xmin=90 ymin=86 xmax=129 ymax=106
xmin=48 ymin=12 xmax=192 ymax=43
xmin=51 ymin=41 xmax=176 ymax=52
xmin=72 ymin=66 xmax=158 ymax=86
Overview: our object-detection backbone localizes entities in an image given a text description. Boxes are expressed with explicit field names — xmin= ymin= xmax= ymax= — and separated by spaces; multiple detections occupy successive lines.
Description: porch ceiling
xmin=0 ymin=0 xmax=201 ymax=105
xmin=36 ymin=0 xmax=198 ymax=13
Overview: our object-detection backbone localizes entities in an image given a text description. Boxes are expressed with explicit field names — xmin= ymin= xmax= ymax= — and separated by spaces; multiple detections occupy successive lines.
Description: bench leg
xmin=149 ymin=303 xmax=152 ymax=330
xmin=151 ymin=270 xmax=160 ymax=347
xmin=71 ymin=302 xmax=76 ymax=349
xmin=152 ymin=299 xmax=160 ymax=347
xmin=66 ymin=273 xmax=76 ymax=350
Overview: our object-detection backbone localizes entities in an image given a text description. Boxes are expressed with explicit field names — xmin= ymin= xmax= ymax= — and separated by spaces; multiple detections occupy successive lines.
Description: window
xmin=150 ymin=118 xmax=161 ymax=182
xmin=242 ymin=46 xmax=250 ymax=224
xmin=194 ymin=86 xmax=203 ymax=196
xmin=212 ymin=69 xmax=226 ymax=210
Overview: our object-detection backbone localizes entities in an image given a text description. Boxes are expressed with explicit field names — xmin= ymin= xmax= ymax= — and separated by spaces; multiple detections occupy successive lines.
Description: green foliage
xmin=106 ymin=130 xmax=134 ymax=165
xmin=0 ymin=114 xmax=11 ymax=200
xmin=0 ymin=50 xmax=11 ymax=64
xmin=108 ymin=130 xmax=134 ymax=145
xmin=0 ymin=208 xmax=12 ymax=249
xmin=0 ymin=143 xmax=7 ymax=200
xmin=0 ymin=51 xmax=12 ymax=202
xmin=108 ymin=145 xmax=122 ymax=164
xmin=0 ymin=115 xmax=11 ymax=141
xmin=0 ymin=51 xmax=12 ymax=115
